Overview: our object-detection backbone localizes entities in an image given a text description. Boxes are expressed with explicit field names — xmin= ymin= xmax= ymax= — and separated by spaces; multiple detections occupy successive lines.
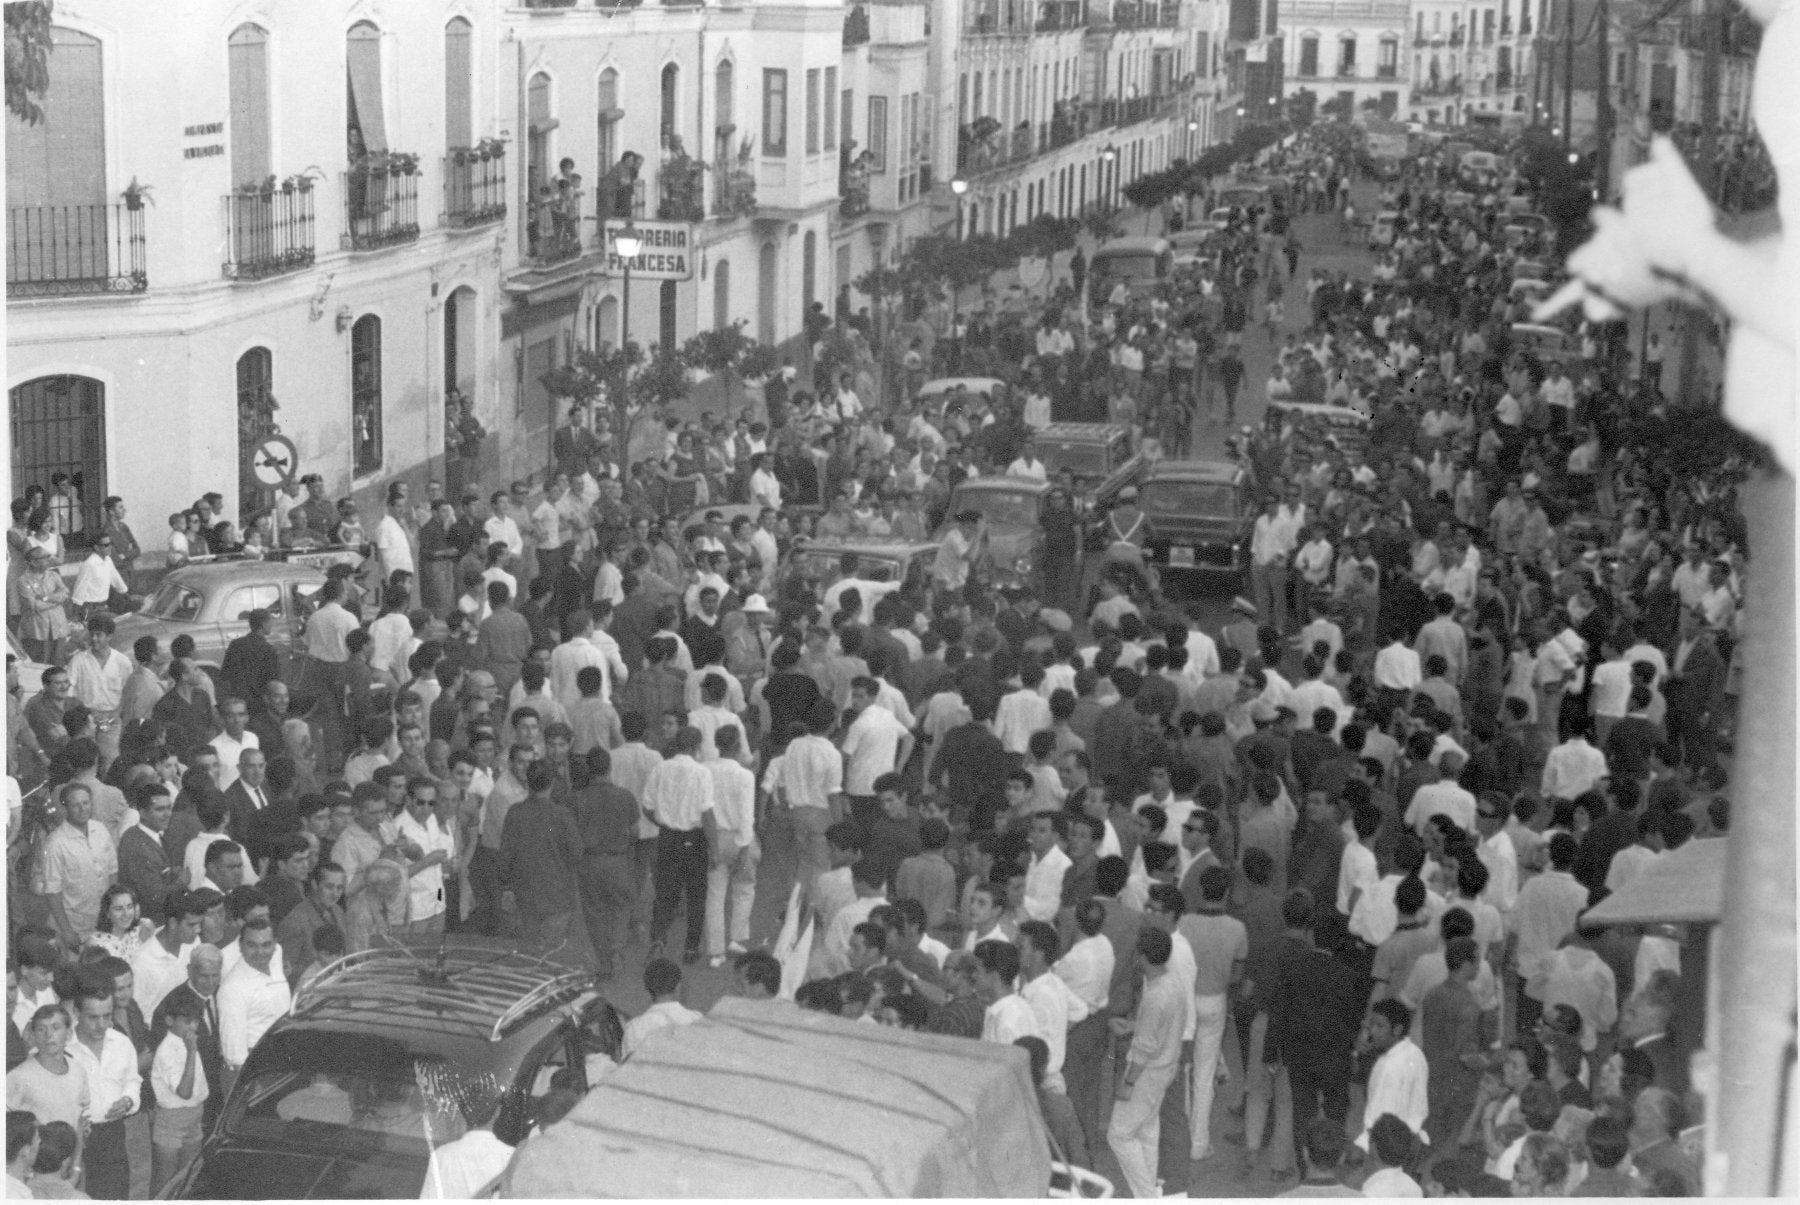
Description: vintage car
xmin=1265 ymin=399 xmax=1372 ymax=460
xmin=1088 ymin=236 xmax=1174 ymax=302
xmin=782 ymin=538 xmax=942 ymax=602
xmin=164 ymin=946 xmax=624 ymax=1200
xmin=1510 ymin=322 xmax=1581 ymax=361
xmin=1368 ymin=210 xmax=1400 ymax=249
xmin=1032 ymin=422 xmax=1143 ymax=489
xmin=935 ymin=459 xmax=1137 ymax=591
xmin=1137 ymin=459 xmax=1251 ymax=579
xmin=914 ymin=377 xmax=1006 ymax=410
xmin=109 ymin=560 xmax=327 ymax=673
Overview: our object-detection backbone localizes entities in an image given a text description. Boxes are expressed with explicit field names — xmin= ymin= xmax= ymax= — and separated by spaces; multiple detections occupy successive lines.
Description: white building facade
xmin=7 ymin=0 xmax=509 ymax=528
xmin=1280 ymin=0 xmax=1409 ymax=121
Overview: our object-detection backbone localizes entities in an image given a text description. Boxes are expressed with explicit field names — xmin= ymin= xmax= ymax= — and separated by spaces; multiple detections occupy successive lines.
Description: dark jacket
xmin=219 ymin=633 xmax=281 ymax=708
xmin=118 ymin=825 xmax=180 ymax=924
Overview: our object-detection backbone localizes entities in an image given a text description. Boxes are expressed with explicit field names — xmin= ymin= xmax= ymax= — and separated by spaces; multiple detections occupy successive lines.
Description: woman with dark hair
xmin=86 ymin=883 xmax=155 ymax=961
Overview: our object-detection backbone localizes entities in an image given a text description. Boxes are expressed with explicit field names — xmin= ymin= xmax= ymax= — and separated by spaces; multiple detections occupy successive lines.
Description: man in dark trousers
xmin=1263 ymin=888 xmax=1362 ymax=1168
xmin=570 ymin=747 xmax=642 ymax=979
xmin=1665 ymin=605 xmax=1725 ymax=774
xmin=499 ymin=762 xmax=593 ymax=965
xmin=1216 ymin=347 xmax=1245 ymax=420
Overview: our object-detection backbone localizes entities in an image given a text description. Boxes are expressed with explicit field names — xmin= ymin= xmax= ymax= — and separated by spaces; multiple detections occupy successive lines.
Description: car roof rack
xmin=291 ymin=946 xmax=595 ymax=1042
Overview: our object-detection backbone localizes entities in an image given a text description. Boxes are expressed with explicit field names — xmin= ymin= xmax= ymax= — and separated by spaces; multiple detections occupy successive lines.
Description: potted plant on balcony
xmin=237 ymin=175 xmax=278 ymax=197
xmin=280 ymin=169 xmax=322 ymax=195
xmin=120 ymin=178 xmax=154 ymax=211
xmin=475 ymin=137 xmax=508 ymax=163
xmin=726 ymin=136 xmax=758 ymax=217
xmin=387 ymin=151 xmax=420 ymax=177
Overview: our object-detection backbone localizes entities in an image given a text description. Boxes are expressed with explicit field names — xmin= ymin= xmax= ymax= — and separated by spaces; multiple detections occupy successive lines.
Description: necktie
xmin=252 ymin=788 xmax=266 ymax=811
xmin=205 ymin=996 xmax=217 ymax=1036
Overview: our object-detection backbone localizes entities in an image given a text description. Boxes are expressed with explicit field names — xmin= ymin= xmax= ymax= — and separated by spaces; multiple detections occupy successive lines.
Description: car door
xmin=497 ymin=1023 xmax=584 ymax=1145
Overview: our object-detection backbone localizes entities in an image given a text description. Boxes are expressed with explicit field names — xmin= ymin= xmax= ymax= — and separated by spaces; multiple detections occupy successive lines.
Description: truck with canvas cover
xmin=500 ymin=997 xmax=1053 ymax=1198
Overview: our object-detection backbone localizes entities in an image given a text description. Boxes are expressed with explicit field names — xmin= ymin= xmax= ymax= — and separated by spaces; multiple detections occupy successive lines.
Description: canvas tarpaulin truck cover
xmin=501 ymin=995 xmax=1052 ymax=1198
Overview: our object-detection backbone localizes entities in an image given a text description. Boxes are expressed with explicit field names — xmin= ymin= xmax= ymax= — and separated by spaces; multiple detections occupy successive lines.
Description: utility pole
xmin=1675 ymin=0 xmax=1722 ymax=405
xmin=1562 ymin=0 xmax=1576 ymax=147
xmin=1594 ymin=0 xmax=1613 ymax=196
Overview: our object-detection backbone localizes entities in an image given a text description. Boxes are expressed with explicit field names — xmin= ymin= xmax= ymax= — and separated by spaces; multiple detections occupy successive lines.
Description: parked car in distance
xmin=914 ymin=377 xmax=1006 ymax=410
xmin=1368 ymin=210 xmax=1400 ymax=248
xmin=1137 ymin=459 xmax=1251 ymax=580
xmin=163 ymin=945 xmax=624 ymax=1200
xmin=1088 ymin=237 xmax=1173 ymax=303
xmin=1033 ymin=422 xmax=1144 ymax=490
xmin=1510 ymin=322 xmax=1580 ymax=361
xmin=934 ymin=478 xmax=1048 ymax=590
xmin=109 ymin=561 xmax=326 ymax=674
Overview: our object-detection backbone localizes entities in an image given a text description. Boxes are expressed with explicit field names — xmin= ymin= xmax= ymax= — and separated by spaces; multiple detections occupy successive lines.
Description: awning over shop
xmin=1584 ymin=837 xmax=1728 ymax=928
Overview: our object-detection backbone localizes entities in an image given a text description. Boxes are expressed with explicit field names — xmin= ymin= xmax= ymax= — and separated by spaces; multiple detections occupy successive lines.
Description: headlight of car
xmin=1013 ymin=554 xmax=1033 ymax=574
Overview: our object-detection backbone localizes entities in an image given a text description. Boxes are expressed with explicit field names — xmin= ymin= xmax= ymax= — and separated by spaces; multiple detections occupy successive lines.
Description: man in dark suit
xmin=1664 ymin=607 xmax=1724 ymax=775
xmin=219 ymin=609 xmax=282 ymax=708
xmin=151 ymin=945 xmax=226 ymax=1129
xmin=118 ymin=782 xmax=182 ymax=925
xmin=223 ymin=748 xmax=278 ymax=868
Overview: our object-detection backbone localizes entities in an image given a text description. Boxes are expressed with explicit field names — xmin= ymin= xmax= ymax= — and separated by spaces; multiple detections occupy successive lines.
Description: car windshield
xmin=143 ymin=581 xmax=204 ymax=622
xmin=1092 ymin=253 xmax=1159 ymax=278
xmin=951 ymin=489 xmax=1039 ymax=526
xmin=1042 ymin=442 xmax=1109 ymax=475
xmin=794 ymin=551 xmax=904 ymax=583
xmin=224 ymin=1045 xmax=472 ymax=1156
xmin=1141 ymin=481 xmax=1237 ymax=516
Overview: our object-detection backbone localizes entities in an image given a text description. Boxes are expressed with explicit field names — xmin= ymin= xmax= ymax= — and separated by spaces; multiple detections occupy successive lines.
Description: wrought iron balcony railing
xmin=222 ymin=187 xmax=316 ymax=281
xmin=342 ymin=162 xmax=421 ymax=251
xmin=7 ymin=202 xmax=148 ymax=298
xmin=443 ymin=151 xmax=507 ymax=227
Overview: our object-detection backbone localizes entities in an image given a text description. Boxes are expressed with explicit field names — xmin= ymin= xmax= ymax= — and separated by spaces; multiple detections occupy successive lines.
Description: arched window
xmin=347 ymin=21 xmax=387 ymax=153
xmin=236 ymin=347 xmax=276 ymax=511
xmin=351 ymin=315 xmax=383 ymax=473
xmin=598 ymin=68 xmax=621 ymax=176
xmin=7 ymin=27 xmax=107 ymax=286
xmin=713 ymin=258 xmax=731 ymax=331
xmin=9 ymin=375 xmax=107 ymax=531
xmin=715 ymin=60 xmax=735 ymax=145
xmin=661 ymin=63 xmax=680 ymax=150
xmin=1299 ymin=34 xmax=1319 ymax=77
xmin=1337 ymin=34 xmax=1357 ymax=76
xmin=1378 ymin=35 xmax=1399 ymax=78
xmin=228 ymin=26 xmax=271 ymax=188
xmin=445 ymin=18 xmax=473 ymax=151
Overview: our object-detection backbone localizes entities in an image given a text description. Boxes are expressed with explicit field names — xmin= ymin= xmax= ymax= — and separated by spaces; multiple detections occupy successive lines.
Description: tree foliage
xmin=5 ymin=1 xmax=54 ymax=127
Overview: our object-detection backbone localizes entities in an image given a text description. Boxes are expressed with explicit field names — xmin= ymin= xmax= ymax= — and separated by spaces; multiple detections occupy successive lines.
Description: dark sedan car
xmin=162 ymin=945 xmax=623 ymax=1199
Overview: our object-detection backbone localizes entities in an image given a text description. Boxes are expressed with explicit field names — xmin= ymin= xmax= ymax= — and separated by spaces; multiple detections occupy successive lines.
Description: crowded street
xmin=6 ymin=0 xmax=1797 ymax=1195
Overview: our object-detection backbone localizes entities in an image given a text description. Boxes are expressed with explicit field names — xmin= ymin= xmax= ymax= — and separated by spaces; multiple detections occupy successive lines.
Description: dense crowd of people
xmin=5 ymin=116 xmax=1753 ymax=1199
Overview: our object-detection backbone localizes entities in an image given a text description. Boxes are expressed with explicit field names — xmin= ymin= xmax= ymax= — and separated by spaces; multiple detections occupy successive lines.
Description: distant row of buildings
xmin=8 ymin=0 xmax=1273 ymax=530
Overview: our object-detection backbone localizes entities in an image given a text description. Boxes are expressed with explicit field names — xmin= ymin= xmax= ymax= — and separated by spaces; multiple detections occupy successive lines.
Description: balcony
xmin=1010 ymin=124 xmax=1034 ymax=160
xmin=1450 ymin=29 xmax=1464 ymax=44
xmin=1376 ymin=63 xmax=1399 ymax=79
xmin=839 ymin=156 xmax=871 ymax=219
xmin=522 ymin=0 xmax=578 ymax=7
xmin=596 ymin=176 xmax=647 ymax=225
xmin=712 ymin=151 xmax=758 ymax=218
xmin=1109 ymin=0 xmax=1179 ymax=27
xmin=1046 ymin=105 xmax=1080 ymax=149
xmin=7 ymin=202 xmax=147 ymax=298
xmin=222 ymin=186 xmax=316 ymax=281
xmin=1036 ymin=0 xmax=1084 ymax=30
xmin=342 ymin=157 xmax=421 ymax=251
xmin=442 ymin=148 xmax=507 ymax=228
xmin=1411 ymin=77 xmax=1463 ymax=98
xmin=1336 ymin=65 xmax=1359 ymax=78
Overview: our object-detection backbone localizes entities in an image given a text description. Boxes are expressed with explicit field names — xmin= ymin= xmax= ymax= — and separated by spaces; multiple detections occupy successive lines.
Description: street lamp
xmin=613 ymin=221 xmax=642 ymax=356
xmin=947 ymin=178 xmax=970 ymax=367
xmin=950 ymin=175 xmax=968 ymax=239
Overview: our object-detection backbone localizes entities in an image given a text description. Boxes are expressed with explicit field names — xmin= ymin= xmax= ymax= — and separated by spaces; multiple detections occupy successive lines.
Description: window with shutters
xmin=661 ymin=63 xmax=680 ymax=148
xmin=445 ymin=18 xmax=473 ymax=151
xmin=346 ymin=22 xmax=387 ymax=154
xmin=351 ymin=315 xmax=383 ymax=474
xmin=763 ymin=69 xmax=787 ymax=156
xmin=824 ymin=68 xmax=838 ymax=149
xmin=869 ymin=96 xmax=888 ymax=172
xmin=1299 ymin=36 xmax=1319 ymax=76
xmin=806 ymin=69 xmax=820 ymax=154
xmin=598 ymin=69 xmax=621 ymax=176
xmin=229 ymin=25 xmax=271 ymax=187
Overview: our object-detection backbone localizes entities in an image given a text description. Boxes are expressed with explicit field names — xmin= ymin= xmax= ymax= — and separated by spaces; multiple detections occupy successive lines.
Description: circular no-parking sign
xmin=251 ymin=434 xmax=300 ymax=488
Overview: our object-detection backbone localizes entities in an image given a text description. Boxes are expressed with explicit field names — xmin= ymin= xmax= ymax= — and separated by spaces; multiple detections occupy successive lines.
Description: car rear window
xmin=1042 ymin=442 xmax=1109 ymax=475
xmin=950 ymin=490 xmax=1039 ymax=526
xmin=1141 ymin=481 xmax=1237 ymax=515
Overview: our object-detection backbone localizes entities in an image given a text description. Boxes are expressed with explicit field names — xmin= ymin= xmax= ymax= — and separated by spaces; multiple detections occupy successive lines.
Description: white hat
xmin=741 ymin=593 xmax=772 ymax=615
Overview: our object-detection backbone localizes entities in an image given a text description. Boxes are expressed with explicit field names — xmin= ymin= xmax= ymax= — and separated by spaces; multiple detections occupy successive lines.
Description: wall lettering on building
xmin=184 ymin=145 xmax=225 ymax=159
xmin=183 ymin=122 xmax=224 ymax=137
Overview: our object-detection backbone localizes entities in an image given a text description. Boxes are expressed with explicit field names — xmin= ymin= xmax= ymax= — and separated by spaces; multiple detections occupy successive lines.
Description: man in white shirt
xmin=1357 ymin=999 xmax=1429 ymax=1149
xmin=217 ymin=919 xmax=292 ymax=1087
xmin=975 ymin=940 xmax=1041 ymax=1045
xmin=620 ymin=959 xmax=703 ymax=1058
xmin=1249 ymin=497 xmax=1293 ymax=634
xmin=550 ymin=609 xmax=629 ymax=708
xmin=207 ymin=698 xmax=260 ymax=792
xmin=640 ymin=727 xmax=717 ymax=961
xmin=394 ymin=777 xmax=454 ymax=936
xmin=68 ymin=976 xmax=143 ymax=1198
xmin=703 ymin=726 xmax=759 ymax=968
xmin=993 ymin=673 xmax=1054 ymax=754
xmin=1017 ymin=921 xmax=1085 ymax=1093
xmin=1404 ymin=775 xmax=1478 ymax=836
xmin=1022 ymin=811 xmax=1073 ymax=924
xmin=1540 ymin=733 xmax=1608 ymax=801
xmin=840 ymin=678 xmax=912 ymax=823
xmin=1374 ymin=637 xmax=1423 ymax=699
xmin=1007 ymin=441 xmax=1049 ymax=481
